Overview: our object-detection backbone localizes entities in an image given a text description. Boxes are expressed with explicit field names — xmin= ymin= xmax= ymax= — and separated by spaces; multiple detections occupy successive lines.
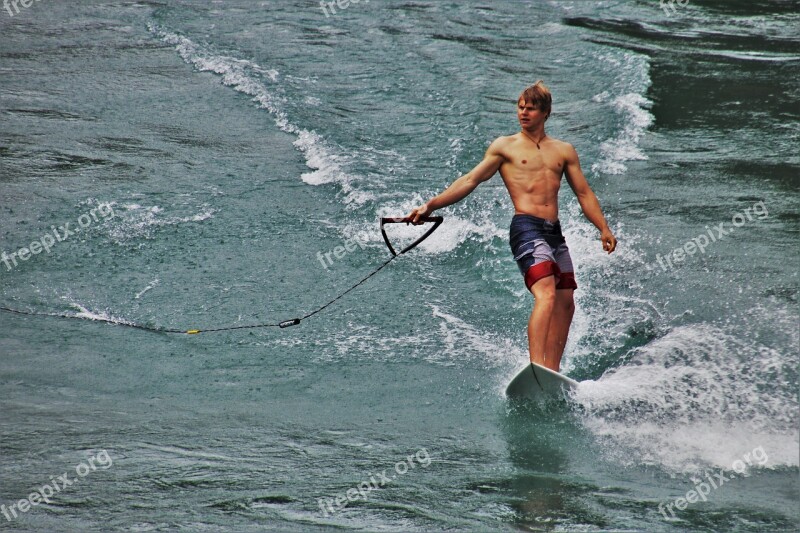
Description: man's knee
xmin=556 ymin=290 xmax=575 ymax=315
xmin=531 ymin=276 xmax=557 ymax=304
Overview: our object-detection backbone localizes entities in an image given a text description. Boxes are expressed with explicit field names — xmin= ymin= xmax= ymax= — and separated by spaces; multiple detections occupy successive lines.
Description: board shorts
xmin=509 ymin=214 xmax=577 ymax=291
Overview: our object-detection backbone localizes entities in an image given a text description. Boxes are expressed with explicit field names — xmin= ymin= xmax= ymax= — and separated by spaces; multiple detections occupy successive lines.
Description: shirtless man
xmin=407 ymin=81 xmax=617 ymax=372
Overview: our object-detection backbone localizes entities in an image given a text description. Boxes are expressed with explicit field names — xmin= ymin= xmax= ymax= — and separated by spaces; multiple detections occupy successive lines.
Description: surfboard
xmin=506 ymin=363 xmax=579 ymax=401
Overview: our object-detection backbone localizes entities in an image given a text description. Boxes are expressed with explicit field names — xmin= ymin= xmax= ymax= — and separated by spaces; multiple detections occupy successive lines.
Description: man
xmin=407 ymin=81 xmax=617 ymax=372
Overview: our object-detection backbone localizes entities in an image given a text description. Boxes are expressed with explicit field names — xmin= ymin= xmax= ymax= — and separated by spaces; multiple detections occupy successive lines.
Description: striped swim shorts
xmin=509 ymin=214 xmax=577 ymax=291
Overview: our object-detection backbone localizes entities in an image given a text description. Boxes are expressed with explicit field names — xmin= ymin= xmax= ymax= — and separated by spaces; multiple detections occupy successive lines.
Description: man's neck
xmin=521 ymin=127 xmax=547 ymax=147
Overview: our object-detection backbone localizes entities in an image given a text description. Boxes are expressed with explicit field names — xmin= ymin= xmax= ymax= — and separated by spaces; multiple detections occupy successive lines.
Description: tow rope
xmin=0 ymin=216 xmax=443 ymax=335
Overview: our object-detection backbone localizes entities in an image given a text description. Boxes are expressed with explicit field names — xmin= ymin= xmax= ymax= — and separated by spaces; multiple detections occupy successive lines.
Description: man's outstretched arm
xmin=407 ymin=139 xmax=506 ymax=223
xmin=563 ymin=144 xmax=618 ymax=253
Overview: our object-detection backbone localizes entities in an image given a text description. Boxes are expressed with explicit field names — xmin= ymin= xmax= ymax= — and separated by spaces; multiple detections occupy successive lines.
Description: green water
xmin=1 ymin=1 xmax=797 ymax=531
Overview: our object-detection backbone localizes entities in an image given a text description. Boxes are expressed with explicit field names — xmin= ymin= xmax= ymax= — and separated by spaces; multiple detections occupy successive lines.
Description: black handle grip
xmin=379 ymin=216 xmax=444 ymax=256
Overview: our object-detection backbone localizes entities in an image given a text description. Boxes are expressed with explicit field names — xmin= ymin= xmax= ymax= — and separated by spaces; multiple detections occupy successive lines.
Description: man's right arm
xmin=407 ymin=138 xmax=506 ymax=223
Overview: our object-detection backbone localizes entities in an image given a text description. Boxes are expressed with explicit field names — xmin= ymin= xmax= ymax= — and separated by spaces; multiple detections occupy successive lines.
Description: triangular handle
xmin=380 ymin=216 xmax=444 ymax=256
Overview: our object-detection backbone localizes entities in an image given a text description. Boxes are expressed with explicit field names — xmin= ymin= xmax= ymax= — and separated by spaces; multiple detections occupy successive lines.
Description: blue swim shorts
xmin=509 ymin=214 xmax=577 ymax=291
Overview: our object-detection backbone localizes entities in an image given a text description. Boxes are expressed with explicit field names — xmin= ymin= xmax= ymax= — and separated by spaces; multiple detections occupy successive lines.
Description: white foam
xmin=444 ymin=138 xmax=465 ymax=172
xmin=572 ymin=324 xmax=799 ymax=474
xmin=148 ymin=24 xmax=363 ymax=206
xmin=590 ymin=52 xmax=654 ymax=176
xmin=376 ymin=199 xmax=504 ymax=255
xmin=134 ymin=279 xmax=160 ymax=300
xmin=65 ymin=299 xmax=137 ymax=327
xmin=705 ymin=50 xmax=800 ymax=63
xmin=431 ymin=304 xmax=520 ymax=365
xmin=104 ymin=201 xmax=215 ymax=244
xmin=293 ymin=130 xmax=350 ymax=189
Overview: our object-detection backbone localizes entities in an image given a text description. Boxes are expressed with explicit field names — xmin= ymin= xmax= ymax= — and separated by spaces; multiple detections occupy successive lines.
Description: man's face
xmin=517 ymin=99 xmax=547 ymax=128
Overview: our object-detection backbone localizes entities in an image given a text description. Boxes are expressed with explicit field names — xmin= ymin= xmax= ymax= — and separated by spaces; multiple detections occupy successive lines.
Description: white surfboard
xmin=506 ymin=363 xmax=579 ymax=401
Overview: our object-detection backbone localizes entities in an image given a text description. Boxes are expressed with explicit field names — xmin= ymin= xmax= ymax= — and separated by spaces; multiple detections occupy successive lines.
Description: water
xmin=1 ymin=1 xmax=797 ymax=531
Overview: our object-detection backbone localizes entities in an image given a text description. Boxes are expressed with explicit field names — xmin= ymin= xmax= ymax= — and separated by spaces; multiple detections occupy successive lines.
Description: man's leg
xmin=544 ymin=288 xmax=575 ymax=371
xmin=528 ymin=275 xmax=556 ymax=367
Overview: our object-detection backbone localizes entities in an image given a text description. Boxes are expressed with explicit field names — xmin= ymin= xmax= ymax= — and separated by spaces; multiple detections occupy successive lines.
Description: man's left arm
xmin=563 ymin=144 xmax=617 ymax=254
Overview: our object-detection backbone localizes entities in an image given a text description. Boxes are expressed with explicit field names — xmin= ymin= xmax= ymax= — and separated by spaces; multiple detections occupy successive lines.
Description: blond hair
xmin=518 ymin=81 xmax=552 ymax=119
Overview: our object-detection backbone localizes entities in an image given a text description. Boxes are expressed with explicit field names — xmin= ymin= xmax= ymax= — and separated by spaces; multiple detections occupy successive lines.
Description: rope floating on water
xmin=0 ymin=216 xmax=443 ymax=335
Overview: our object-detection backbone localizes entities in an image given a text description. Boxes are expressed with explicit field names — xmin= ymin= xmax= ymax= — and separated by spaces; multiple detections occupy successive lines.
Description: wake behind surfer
xmin=407 ymin=81 xmax=617 ymax=372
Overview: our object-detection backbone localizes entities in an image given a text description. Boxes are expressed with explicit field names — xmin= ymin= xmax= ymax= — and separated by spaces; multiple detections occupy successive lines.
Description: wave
xmin=103 ymin=201 xmax=215 ymax=245
xmin=589 ymin=51 xmax=654 ymax=176
xmin=147 ymin=23 xmax=368 ymax=206
xmin=571 ymin=324 xmax=799 ymax=474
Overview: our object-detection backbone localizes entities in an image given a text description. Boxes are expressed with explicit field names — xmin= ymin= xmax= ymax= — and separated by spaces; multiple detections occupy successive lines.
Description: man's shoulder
xmin=496 ymin=133 xmax=575 ymax=148
xmin=546 ymin=137 xmax=578 ymax=159
xmin=485 ymin=134 xmax=517 ymax=155
xmin=490 ymin=133 xmax=532 ymax=149
xmin=545 ymin=136 xmax=573 ymax=149
xmin=487 ymin=134 xmax=576 ymax=157
xmin=490 ymin=134 xmax=517 ymax=146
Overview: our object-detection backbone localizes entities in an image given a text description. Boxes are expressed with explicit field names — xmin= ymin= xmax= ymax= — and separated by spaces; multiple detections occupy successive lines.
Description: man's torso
xmin=496 ymin=133 xmax=569 ymax=221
